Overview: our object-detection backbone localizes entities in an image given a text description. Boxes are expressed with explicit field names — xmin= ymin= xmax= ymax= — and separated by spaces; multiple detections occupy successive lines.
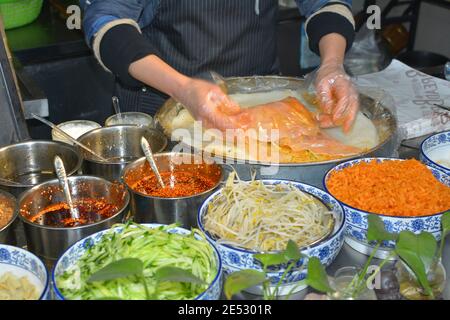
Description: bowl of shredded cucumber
xmin=52 ymin=222 xmax=222 ymax=300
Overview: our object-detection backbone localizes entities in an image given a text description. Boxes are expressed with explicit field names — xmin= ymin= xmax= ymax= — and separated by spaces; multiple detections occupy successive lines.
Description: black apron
xmin=115 ymin=0 xmax=280 ymax=115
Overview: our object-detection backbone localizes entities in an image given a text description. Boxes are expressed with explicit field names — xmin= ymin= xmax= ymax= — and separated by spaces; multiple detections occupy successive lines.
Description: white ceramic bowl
xmin=0 ymin=244 xmax=49 ymax=300
xmin=324 ymin=157 xmax=450 ymax=258
xmin=420 ymin=130 xmax=450 ymax=175
xmin=198 ymin=179 xmax=346 ymax=294
xmin=52 ymin=224 xmax=222 ymax=300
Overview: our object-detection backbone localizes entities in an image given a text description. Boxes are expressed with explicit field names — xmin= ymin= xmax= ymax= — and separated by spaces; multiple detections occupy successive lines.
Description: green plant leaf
xmin=395 ymin=231 xmax=437 ymax=296
xmin=285 ymin=240 xmax=303 ymax=260
xmin=255 ymin=240 xmax=304 ymax=268
xmin=154 ymin=266 xmax=206 ymax=285
xmin=305 ymin=257 xmax=333 ymax=293
xmin=224 ymin=269 xmax=267 ymax=300
xmin=366 ymin=215 xmax=398 ymax=242
xmin=254 ymin=252 xmax=290 ymax=267
xmin=439 ymin=211 xmax=450 ymax=259
xmin=87 ymin=258 xmax=143 ymax=283
xmin=441 ymin=211 xmax=450 ymax=237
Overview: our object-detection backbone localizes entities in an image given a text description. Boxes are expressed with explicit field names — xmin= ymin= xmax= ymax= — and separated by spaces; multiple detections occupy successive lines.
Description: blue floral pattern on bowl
xmin=324 ymin=157 xmax=450 ymax=251
xmin=52 ymin=224 xmax=222 ymax=301
xmin=197 ymin=179 xmax=346 ymax=286
xmin=0 ymin=244 xmax=49 ymax=300
xmin=420 ymin=130 xmax=450 ymax=175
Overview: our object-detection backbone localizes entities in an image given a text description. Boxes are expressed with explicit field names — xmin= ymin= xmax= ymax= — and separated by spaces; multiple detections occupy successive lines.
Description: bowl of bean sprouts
xmin=197 ymin=173 xmax=346 ymax=294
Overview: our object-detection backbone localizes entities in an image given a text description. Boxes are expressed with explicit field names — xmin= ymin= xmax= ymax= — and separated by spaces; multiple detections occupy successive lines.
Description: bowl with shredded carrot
xmin=324 ymin=158 xmax=450 ymax=255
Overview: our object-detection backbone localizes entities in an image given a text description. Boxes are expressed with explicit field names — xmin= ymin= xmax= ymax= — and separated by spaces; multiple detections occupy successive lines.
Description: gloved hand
xmin=175 ymin=78 xmax=242 ymax=130
xmin=313 ymin=59 xmax=360 ymax=133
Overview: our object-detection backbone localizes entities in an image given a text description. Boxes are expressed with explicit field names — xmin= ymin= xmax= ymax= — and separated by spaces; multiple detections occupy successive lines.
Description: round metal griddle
xmin=155 ymin=76 xmax=398 ymax=187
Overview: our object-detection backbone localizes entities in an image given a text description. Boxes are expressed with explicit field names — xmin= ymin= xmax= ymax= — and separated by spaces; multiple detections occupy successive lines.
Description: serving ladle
xmin=54 ymin=155 xmax=80 ymax=220
xmin=31 ymin=114 xmax=109 ymax=162
xmin=140 ymin=136 xmax=166 ymax=189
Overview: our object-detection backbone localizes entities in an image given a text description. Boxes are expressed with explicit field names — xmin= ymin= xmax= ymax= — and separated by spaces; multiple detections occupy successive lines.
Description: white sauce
xmin=52 ymin=121 xmax=101 ymax=145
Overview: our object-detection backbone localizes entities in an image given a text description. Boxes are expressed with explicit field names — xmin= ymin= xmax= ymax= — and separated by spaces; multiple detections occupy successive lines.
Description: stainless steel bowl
xmin=122 ymin=153 xmax=222 ymax=228
xmin=18 ymin=176 xmax=130 ymax=264
xmin=77 ymin=125 xmax=167 ymax=182
xmin=0 ymin=190 xmax=18 ymax=245
xmin=0 ymin=140 xmax=83 ymax=197
xmin=155 ymin=76 xmax=398 ymax=188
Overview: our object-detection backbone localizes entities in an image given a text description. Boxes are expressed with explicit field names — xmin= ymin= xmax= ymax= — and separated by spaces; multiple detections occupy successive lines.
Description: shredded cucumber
xmin=57 ymin=223 xmax=217 ymax=300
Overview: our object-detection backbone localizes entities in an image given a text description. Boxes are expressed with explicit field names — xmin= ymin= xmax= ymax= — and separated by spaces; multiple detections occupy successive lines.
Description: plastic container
xmin=0 ymin=0 xmax=43 ymax=30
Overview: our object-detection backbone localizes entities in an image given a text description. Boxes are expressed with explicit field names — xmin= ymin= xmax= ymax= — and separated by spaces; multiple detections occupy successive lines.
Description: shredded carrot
xmin=326 ymin=159 xmax=450 ymax=217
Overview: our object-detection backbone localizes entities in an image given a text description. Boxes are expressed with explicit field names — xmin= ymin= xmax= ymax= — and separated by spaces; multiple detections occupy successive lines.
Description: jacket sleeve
xmin=296 ymin=0 xmax=355 ymax=55
xmin=80 ymin=0 xmax=158 ymax=87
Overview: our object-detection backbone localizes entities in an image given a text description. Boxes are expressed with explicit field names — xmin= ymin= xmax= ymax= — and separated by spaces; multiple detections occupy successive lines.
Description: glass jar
xmin=327 ymin=266 xmax=377 ymax=300
xmin=396 ymin=259 xmax=446 ymax=300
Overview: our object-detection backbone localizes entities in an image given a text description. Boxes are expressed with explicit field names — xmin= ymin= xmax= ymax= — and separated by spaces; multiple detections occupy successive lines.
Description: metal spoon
xmin=31 ymin=114 xmax=109 ymax=162
xmin=112 ymin=96 xmax=124 ymax=122
xmin=140 ymin=136 xmax=165 ymax=188
xmin=0 ymin=177 xmax=24 ymax=186
xmin=54 ymin=155 xmax=80 ymax=220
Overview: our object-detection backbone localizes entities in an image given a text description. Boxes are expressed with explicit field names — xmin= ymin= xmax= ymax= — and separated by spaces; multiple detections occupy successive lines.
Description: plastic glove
xmin=236 ymin=97 xmax=361 ymax=156
xmin=175 ymin=78 xmax=242 ymax=130
xmin=313 ymin=59 xmax=360 ymax=133
xmin=237 ymin=97 xmax=320 ymax=142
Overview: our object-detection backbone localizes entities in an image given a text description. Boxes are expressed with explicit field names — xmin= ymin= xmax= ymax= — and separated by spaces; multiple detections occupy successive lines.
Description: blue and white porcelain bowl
xmin=0 ymin=244 xmax=49 ymax=300
xmin=324 ymin=157 xmax=450 ymax=258
xmin=420 ymin=130 xmax=450 ymax=176
xmin=198 ymin=179 xmax=346 ymax=294
xmin=52 ymin=224 xmax=222 ymax=300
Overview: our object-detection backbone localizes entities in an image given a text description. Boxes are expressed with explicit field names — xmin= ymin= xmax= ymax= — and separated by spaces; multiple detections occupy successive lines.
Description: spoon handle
xmin=54 ymin=156 xmax=80 ymax=220
xmin=32 ymin=114 xmax=108 ymax=162
xmin=141 ymin=137 xmax=166 ymax=188
xmin=112 ymin=96 xmax=123 ymax=121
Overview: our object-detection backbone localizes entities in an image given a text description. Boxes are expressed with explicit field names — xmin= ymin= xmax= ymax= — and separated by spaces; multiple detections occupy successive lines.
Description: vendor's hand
xmin=314 ymin=59 xmax=359 ymax=133
xmin=175 ymin=78 xmax=242 ymax=130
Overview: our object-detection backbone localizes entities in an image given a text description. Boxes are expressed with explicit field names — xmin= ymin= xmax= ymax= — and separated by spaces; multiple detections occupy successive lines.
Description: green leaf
xmin=439 ymin=211 xmax=450 ymax=260
xmin=254 ymin=252 xmax=290 ymax=267
xmin=305 ymin=257 xmax=333 ymax=293
xmin=285 ymin=240 xmax=303 ymax=260
xmin=87 ymin=258 xmax=144 ymax=283
xmin=395 ymin=231 xmax=437 ymax=296
xmin=154 ymin=266 xmax=206 ymax=285
xmin=224 ymin=269 xmax=267 ymax=300
xmin=441 ymin=211 xmax=450 ymax=238
xmin=255 ymin=240 xmax=304 ymax=268
xmin=366 ymin=215 xmax=398 ymax=242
